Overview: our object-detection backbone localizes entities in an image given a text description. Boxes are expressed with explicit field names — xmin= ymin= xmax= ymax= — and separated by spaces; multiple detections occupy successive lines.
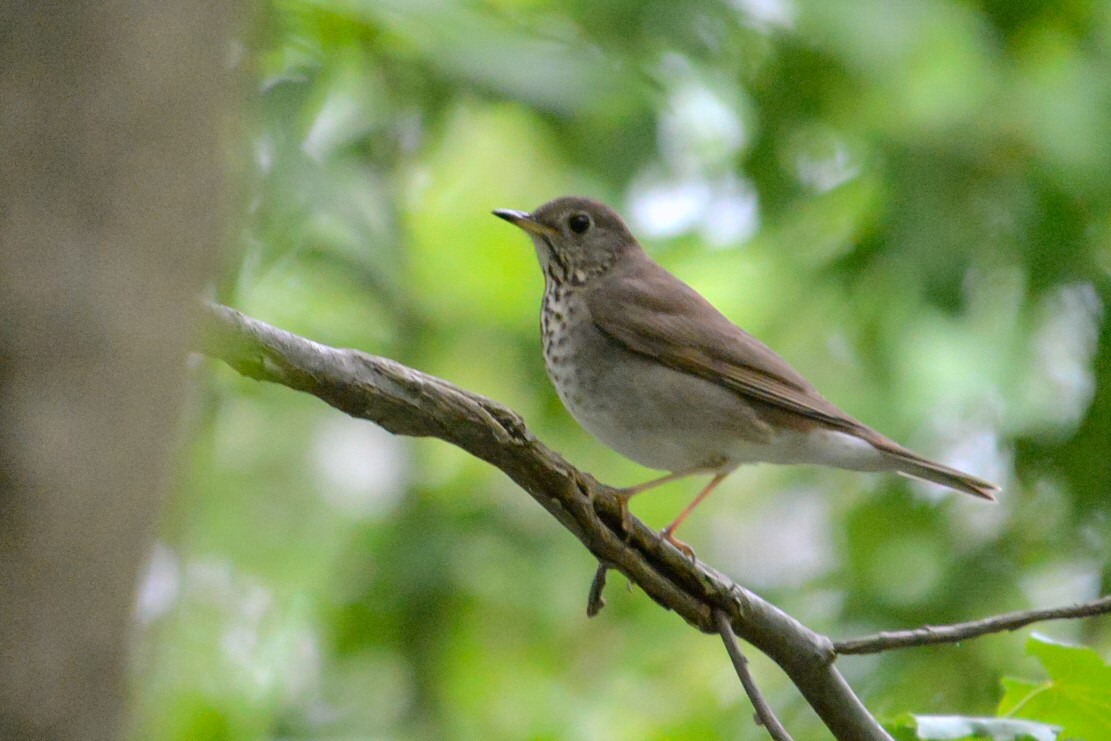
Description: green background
xmin=132 ymin=1 xmax=1111 ymax=739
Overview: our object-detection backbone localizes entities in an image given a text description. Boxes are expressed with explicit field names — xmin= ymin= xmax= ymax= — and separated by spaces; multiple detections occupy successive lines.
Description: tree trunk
xmin=0 ymin=4 xmax=235 ymax=738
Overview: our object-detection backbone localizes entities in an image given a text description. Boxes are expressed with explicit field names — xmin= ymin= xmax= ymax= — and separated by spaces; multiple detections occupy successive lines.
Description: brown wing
xmin=585 ymin=252 xmax=872 ymax=436
xmin=585 ymin=252 xmax=999 ymax=500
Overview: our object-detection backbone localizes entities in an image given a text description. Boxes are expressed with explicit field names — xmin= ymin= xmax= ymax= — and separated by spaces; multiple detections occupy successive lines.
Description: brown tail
xmin=872 ymin=439 xmax=999 ymax=500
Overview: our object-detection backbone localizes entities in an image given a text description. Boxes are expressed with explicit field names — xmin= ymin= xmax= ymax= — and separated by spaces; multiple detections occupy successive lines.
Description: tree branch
xmin=715 ymin=610 xmax=794 ymax=741
xmin=835 ymin=595 xmax=1111 ymax=655
xmin=194 ymin=301 xmax=892 ymax=741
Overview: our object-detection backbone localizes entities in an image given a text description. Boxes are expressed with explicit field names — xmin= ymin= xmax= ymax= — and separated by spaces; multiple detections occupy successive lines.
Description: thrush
xmin=494 ymin=196 xmax=998 ymax=557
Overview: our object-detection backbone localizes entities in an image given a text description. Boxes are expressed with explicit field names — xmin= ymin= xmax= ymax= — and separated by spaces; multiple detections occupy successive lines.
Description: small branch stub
xmin=587 ymin=563 xmax=610 ymax=617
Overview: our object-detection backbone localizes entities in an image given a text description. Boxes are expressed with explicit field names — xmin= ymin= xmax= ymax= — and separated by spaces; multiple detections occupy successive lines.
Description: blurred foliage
xmin=132 ymin=0 xmax=1111 ymax=739
xmin=889 ymin=635 xmax=1111 ymax=740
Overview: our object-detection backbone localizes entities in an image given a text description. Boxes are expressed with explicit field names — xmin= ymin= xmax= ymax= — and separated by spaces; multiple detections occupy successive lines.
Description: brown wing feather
xmin=586 ymin=252 xmax=871 ymax=436
xmin=586 ymin=252 xmax=999 ymax=500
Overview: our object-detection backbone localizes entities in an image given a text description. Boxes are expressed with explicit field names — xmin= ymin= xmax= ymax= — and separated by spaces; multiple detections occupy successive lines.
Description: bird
xmin=493 ymin=196 xmax=998 ymax=557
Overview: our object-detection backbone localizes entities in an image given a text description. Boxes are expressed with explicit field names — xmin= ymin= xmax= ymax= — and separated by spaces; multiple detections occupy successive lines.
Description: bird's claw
xmin=661 ymin=528 xmax=697 ymax=562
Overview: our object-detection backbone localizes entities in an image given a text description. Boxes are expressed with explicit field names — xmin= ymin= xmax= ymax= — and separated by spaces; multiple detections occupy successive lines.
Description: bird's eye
xmin=568 ymin=213 xmax=591 ymax=234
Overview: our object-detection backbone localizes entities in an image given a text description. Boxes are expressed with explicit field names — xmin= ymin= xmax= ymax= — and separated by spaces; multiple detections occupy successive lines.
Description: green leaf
xmin=887 ymin=711 xmax=1059 ymax=740
xmin=998 ymin=635 xmax=1111 ymax=741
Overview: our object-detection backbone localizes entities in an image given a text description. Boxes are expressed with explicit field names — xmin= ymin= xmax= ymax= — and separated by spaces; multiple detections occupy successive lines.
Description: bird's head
xmin=494 ymin=196 xmax=639 ymax=284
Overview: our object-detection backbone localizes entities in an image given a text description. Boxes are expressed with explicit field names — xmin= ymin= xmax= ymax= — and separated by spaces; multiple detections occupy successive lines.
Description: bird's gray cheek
xmin=531 ymin=239 xmax=549 ymax=269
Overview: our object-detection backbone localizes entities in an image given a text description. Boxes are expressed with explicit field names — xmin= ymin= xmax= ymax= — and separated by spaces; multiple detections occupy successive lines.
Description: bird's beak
xmin=492 ymin=209 xmax=558 ymax=238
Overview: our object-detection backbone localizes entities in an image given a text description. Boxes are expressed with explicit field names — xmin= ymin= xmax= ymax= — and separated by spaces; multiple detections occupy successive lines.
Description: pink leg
xmin=617 ymin=464 xmax=715 ymax=497
xmin=661 ymin=472 xmax=729 ymax=559
xmin=614 ymin=463 xmax=718 ymax=534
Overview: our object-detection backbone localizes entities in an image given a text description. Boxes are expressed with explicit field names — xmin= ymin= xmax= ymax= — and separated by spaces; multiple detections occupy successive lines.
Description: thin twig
xmin=835 ymin=595 xmax=1111 ymax=655
xmin=587 ymin=562 xmax=611 ymax=617
xmin=715 ymin=610 xmax=794 ymax=741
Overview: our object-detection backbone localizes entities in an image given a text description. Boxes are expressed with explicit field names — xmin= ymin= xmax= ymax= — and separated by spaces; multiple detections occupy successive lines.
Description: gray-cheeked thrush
xmin=494 ymin=196 xmax=998 ymax=557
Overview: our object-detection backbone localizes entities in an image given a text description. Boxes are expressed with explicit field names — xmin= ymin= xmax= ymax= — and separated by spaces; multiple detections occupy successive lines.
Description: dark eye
xmin=568 ymin=213 xmax=591 ymax=234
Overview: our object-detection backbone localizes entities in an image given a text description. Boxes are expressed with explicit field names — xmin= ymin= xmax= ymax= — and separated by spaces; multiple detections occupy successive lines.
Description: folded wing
xmin=586 ymin=255 xmax=998 ymax=500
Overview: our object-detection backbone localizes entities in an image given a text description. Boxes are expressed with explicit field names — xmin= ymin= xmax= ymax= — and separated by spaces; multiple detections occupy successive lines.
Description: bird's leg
xmin=660 ymin=472 xmax=730 ymax=560
xmin=613 ymin=462 xmax=722 ymax=535
xmin=614 ymin=466 xmax=708 ymax=533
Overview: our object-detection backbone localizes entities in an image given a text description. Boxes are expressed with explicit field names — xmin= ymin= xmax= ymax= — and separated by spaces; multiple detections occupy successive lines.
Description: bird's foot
xmin=614 ymin=490 xmax=636 ymax=536
xmin=660 ymin=526 xmax=697 ymax=562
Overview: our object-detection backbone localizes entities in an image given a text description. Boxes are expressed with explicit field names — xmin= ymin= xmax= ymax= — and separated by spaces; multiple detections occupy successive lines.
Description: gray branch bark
xmin=835 ymin=595 xmax=1111 ymax=654
xmin=195 ymin=302 xmax=892 ymax=741
xmin=715 ymin=610 xmax=795 ymax=741
xmin=195 ymin=302 xmax=1111 ymax=738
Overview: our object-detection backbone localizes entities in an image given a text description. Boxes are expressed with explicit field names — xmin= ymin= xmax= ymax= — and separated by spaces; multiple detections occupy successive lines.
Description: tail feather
xmin=870 ymin=438 xmax=999 ymax=500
